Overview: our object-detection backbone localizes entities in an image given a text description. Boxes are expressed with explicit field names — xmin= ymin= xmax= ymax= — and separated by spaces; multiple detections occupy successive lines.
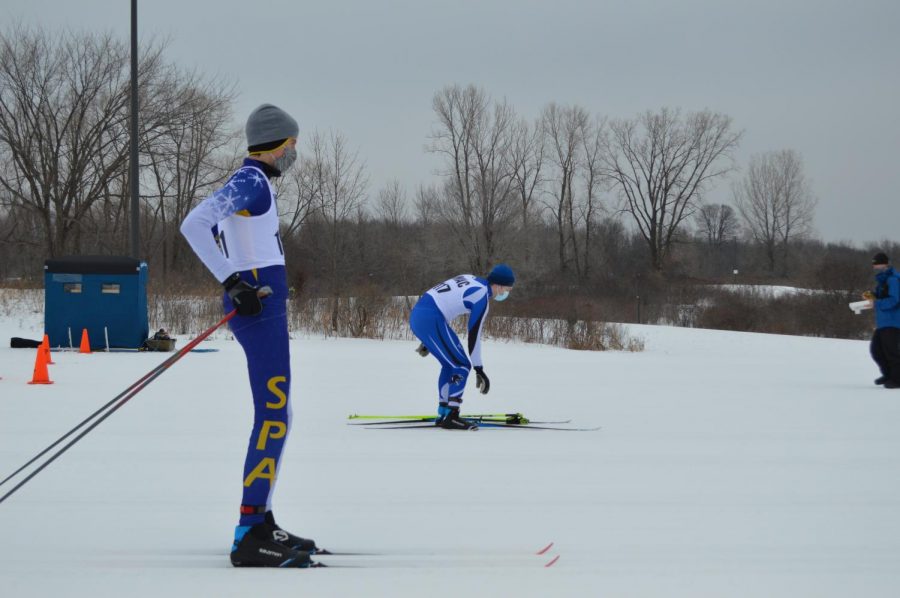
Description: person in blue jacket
xmin=866 ymin=252 xmax=900 ymax=389
xmin=410 ymin=264 xmax=516 ymax=430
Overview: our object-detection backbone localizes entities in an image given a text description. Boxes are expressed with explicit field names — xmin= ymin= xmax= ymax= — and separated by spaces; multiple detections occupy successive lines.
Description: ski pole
xmin=0 ymin=309 xmax=237 ymax=504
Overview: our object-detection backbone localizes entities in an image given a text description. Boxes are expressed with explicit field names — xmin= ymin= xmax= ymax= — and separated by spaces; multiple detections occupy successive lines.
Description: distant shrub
xmin=695 ymin=287 xmax=870 ymax=339
xmin=0 ymin=288 xmax=42 ymax=317
xmin=485 ymin=316 xmax=644 ymax=352
xmin=289 ymin=291 xmax=411 ymax=340
xmin=139 ymin=288 xmax=645 ymax=353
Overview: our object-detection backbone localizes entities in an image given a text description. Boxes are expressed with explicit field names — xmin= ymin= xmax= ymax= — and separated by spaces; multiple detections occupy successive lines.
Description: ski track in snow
xmin=1 ymin=303 xmax=900 ymax=597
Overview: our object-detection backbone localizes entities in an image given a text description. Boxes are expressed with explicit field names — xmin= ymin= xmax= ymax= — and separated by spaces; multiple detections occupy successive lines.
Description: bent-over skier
xmin=409 ymin=264 xmax=516 ymax=430
xmin=180 ymin=104 xmax=317 ymax=568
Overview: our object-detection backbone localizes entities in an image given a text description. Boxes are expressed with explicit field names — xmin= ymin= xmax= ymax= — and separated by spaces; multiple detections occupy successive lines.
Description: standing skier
xmin=181 ymin=104 xmax=317 ymax=567
xmin=865 ymin=252 xmax=900 ymax=389
xmin=410 ymin=265 xmax=516 ymax=430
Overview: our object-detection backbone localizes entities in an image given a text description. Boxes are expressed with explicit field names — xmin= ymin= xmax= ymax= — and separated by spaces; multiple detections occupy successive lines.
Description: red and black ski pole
xmin=0 ymin=309 xmax=237 ymax=505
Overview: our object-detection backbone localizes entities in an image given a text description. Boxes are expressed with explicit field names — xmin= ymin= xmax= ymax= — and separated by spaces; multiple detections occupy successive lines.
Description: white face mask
xmin=494 ymin=290 xmax=510 ymax=302
xmin=274 ymin=146 xmax=297 ymax=172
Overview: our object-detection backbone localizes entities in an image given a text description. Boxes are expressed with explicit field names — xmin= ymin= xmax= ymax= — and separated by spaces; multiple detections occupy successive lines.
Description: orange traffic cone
xmin=41 ymin=333 xmax=55 ymax=364
xmin=79 ymin=328 xmax=91 ymax=354
xmin=28 ymin=346 xmax=53 ymax=385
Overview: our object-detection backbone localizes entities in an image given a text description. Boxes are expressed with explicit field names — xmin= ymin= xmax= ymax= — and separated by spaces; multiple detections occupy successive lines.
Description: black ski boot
xmin=875 ymin=376 xmax=888 ymax=385
xmin=435 ymin=407 xmax=478 ymax=430
xmin=230 ymin=523 xmax=313 ymax=568
xmin=265 ymin=511 xmax=318 ymax=553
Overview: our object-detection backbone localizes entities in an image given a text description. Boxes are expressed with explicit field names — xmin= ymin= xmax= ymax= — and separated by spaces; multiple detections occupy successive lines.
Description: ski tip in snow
xmin=537 ymin=542 xmax=560 ymax=567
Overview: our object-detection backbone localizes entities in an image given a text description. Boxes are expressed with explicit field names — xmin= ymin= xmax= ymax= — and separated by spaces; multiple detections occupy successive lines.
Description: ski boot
xmin=435 ymin=405 xmax=478 ymax=430
xmin=230 ymin=523 xmax=313 ymax=568
xmin=264 ymin=511 xmax=318 ymax=553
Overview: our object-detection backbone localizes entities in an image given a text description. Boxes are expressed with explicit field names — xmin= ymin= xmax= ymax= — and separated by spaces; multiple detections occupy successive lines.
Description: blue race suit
xmin=181 ymin=158 xmax=292 ymax=526
xmin=409 ymin=275 xmax=491 ymax=409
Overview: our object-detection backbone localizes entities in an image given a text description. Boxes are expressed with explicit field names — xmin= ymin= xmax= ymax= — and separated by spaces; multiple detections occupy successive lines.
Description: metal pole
xmin=129 ymin=0 xmax=140 ymax=259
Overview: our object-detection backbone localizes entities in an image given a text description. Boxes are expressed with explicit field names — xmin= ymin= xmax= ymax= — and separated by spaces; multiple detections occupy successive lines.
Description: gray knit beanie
xmin=245 ymin=104 xmax=299 ymax=149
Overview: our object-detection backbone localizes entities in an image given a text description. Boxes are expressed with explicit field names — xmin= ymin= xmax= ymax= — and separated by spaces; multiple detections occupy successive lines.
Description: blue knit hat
xmin=487 ymin=264 xmax=515 ymax=286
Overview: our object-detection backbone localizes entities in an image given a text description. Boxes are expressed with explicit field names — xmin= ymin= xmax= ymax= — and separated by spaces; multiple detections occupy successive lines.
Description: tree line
xmin=0 ymin=28 xmax=891 ymax=338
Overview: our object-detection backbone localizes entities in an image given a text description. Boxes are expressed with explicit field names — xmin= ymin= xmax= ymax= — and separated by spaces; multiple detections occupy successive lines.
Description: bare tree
xmin=428 ymin=84 xmax=517 ymax=273
xmin=508 ymin=116 xmax=545 ymax=264
xmin=141 ymin=74 xmax=237 ymax=278
xmin=409 ymin=182 xmax=458 ymax=286
xmin=733 ymin=149 xmax=817 ymax=273
xmin=374 ymin=179 xmax=408 ymax=226
xmin=413 ymin=183 xmax=441 ymax=227
xmin=472 ymin=97 xmax=517 ymax=269
xmin=541 ymin=103 xmax=609 ymax=279
xmin=428 ymin=85 xmax=479 ymax=268
xmin=541 ymin=103 xmax=585 ymax=274
xmin=278 ymin=148 xmax=324 ymax=239
xmin=0 ymin=199 xmax=42 ymax=277
xmin=603 ymin=108 xmax=742 ymax=270
xmin=695 ymin=203 xmax=740 ymax=246
xmin=0 ymin=27 xmax=169 ymax=257
xmin=577 ymin=115 xmax=609 ymax=279
xmin=304 ymin=130 xmax=368 ymax=302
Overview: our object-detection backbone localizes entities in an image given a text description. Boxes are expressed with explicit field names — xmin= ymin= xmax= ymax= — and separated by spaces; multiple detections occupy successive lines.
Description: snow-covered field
xmin=714 ymin=284 xmax=820 ymax=298
xmin=1 ymin=297 xmax=899 ymax=597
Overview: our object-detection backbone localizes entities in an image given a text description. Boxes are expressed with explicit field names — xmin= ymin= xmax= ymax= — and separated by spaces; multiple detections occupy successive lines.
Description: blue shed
xmin=44 ymin=256 xmax=149 ymax=350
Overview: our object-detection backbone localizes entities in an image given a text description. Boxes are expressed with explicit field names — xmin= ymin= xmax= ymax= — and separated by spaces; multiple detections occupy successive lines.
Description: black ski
xmin=311 ymin=542 xmax=562 ymax=568
xmin=348 ymin=418 xmax=436 ymax=426
xmin=365 ymin=422 xmax=600 ymax=432
xmin=479 ymin=422 xmax=600 ymax=432
xmin=309 ymin=562 xmax=363 ymax=568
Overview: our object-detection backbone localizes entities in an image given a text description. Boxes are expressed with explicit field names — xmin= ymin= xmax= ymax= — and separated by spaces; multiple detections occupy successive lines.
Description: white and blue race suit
xmin=409 ymin=274 xmax=492 ymax=409
xmin=180 ymin=158 xmax=291 ymax=527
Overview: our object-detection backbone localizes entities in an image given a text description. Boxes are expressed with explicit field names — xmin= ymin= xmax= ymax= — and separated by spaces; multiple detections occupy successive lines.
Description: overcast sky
xmin=6 ymin=0 xmax=899 ymax=245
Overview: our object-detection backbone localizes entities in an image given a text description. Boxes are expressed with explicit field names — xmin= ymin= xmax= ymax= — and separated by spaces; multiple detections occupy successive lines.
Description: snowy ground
xmin=1 ymin=302 xmax=899 ymax=597
xmin=713 ymin=284 xmax=820 ymax=298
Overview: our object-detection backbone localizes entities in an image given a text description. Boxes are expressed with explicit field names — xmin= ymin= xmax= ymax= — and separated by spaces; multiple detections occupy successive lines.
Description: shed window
xmin=63 ymin=283 xmax=82 ymax=294
xmin=101 ymin=284 xmax=121 ymax=294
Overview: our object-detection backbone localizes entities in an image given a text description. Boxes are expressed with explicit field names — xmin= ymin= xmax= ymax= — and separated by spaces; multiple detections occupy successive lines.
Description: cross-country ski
xmin=363 ymin=422 xmax=600 ymax=431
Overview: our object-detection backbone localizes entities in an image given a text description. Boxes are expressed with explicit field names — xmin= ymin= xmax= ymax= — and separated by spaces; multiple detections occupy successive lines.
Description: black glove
xmin=223 ymin=273 xmax=263 ymax=317
xmin=415 ymin=343 xmax=430 ymax=357
xmin=474 ymin=366 xmax=490 ymax=394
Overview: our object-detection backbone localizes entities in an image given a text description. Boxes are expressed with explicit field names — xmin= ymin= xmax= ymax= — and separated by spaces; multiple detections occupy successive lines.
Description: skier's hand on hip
xmin=224 ymin=273 xmax=265 ymax=316
xmin=474 ymin=366 xmax=490 ymax=394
